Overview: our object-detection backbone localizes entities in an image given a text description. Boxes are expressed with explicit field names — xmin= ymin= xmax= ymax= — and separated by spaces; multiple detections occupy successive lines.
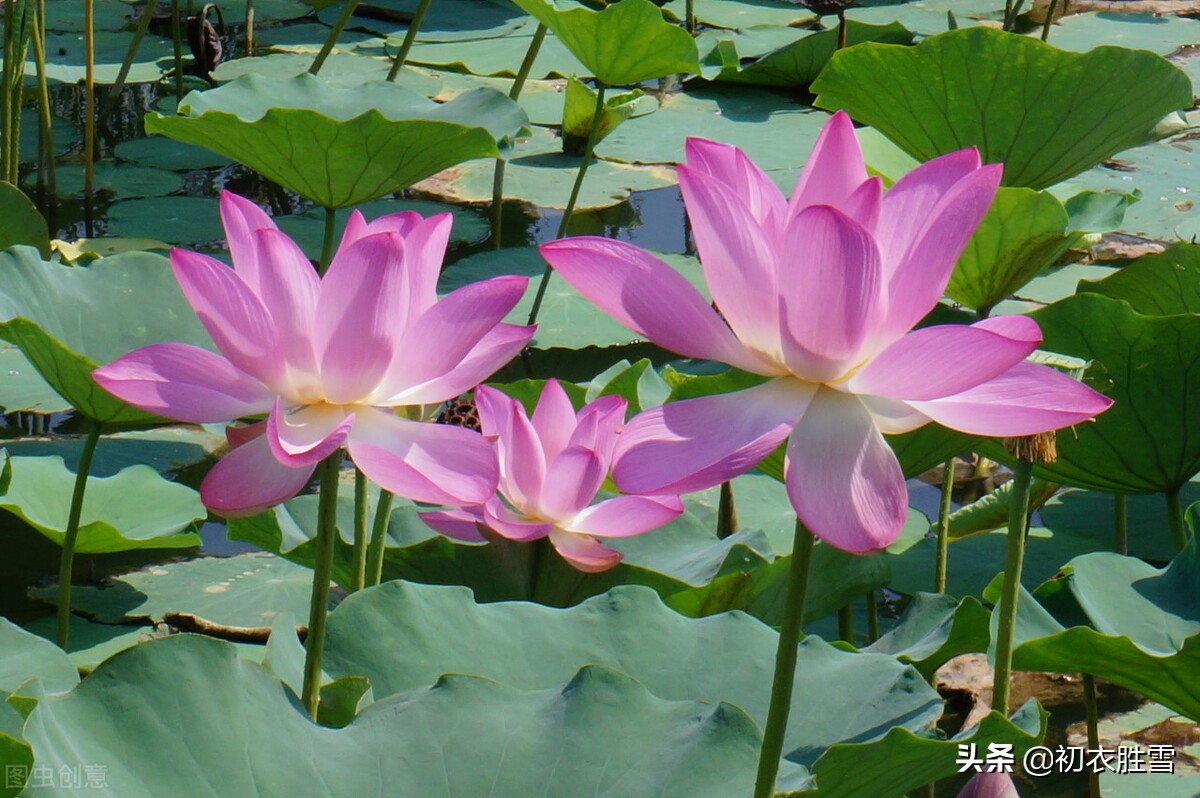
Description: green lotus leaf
xmin=662 ymin=0 xmax=813 ymax=29
xmin=0 ymin=181 xmax=48 ymax=257
xmin=1047 ymin=12 xmax=1200 ymax=56
xmin=812 ymin=27 xmax=1193 ymax=189
xmin=211 ymin=52 xmax=442 ymax=96
xmin=847 ymin=0 xmax=1001 ymax=36
xmin=863 ymin=593 xmax=991 ymax=680
xmin=0 ymin=248 xmax=213 ymax=425
xmin=0 ymin=617 xmax=78 ymax=694
xmin=145 ymin=74 xmax=529 ymax=208
xmin=322 ymin=581 xmax=943 ymax=767
xmin=31 ymin=31 xmax=175 ymax=84
xmin=1078 ymin=243 xmax=1200 ymax=316
xmin=21 ymin=635 xmax=767 ymax=798
xmin=0 ymin=715 xmax=31 ymax=798
xmin=30 ymin=163 xmax=185 ymax=200
xmin=1 ymin=456 xmax=202 ymax=554
xmin=398 ymin=30 xmax=586 ymax=78
xmin=104 ymin=196 xmax=223 ymax=244
xmin=510 ymin=0 xmax=699 ymax=85
xmin=314 ymin=0 xmax=530 ymax=43
xmin=113 ymin=136 xmax=233 ymax=171
xmin=561 ymin=77 xmax=644 ymax=154
xmin=0 ymin=342 xmax=68 ymax=414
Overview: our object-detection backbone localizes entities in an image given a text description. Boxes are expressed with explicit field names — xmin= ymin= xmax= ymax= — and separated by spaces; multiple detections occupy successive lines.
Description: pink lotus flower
xmin=420 ymin=380 xmax=684 ymax=572
xmin=957 ymin=772 xmax=1020 ymax=798
xmin=94 ymin=192 xmax=534 ymax=516
xmin=538 ymin=112 xmax=1112 ymax=553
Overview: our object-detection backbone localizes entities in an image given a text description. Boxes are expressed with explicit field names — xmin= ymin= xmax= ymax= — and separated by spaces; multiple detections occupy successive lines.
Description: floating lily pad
xmin=104 ymin=196 xmax=224 ymax=243
xmin=1 ymin=425 xmax=225 ymax=478
xmin=845 ymin=0 xmax=1002 ymax=35
xmin=209 ymin=0 xmax=310 ymax=21
xmin=415 ymin=125 xmax=676 ymax=210
xmin=34 ymin=163 xmax=185 ymax=199
xmin=146 ymin=74 xmax=528 ymax=208
xmin=0 ymin=182 xmax=49 ymax=257
xmin=812 ymin=27 xmax=1194 ymax=189
xmin=114 ymin=136 xmax=234 ymax=170
xmin=34 ymin=31 xmax=175 ymax=84
xmin=400 ymin=29 xmax=586 ymax=77
xmin=212 ymin=52 xmax=441 ymax=96
xmin=0 ymin=109 xmax=79 ymax=163
xmin=41 ymin=0 xmax=135 ymax=32
xmin=53 ymin=237 xmax=171 ymax=262
xmin=662 ymin=0 xmax=812 ymax=29
xmin=1047 ymin=12 xmax=1200 ymax=56
xmin=257 ymin=21 xmax=375 ymax=52
xmin=316 ymin=0 xmax=530 ymax=42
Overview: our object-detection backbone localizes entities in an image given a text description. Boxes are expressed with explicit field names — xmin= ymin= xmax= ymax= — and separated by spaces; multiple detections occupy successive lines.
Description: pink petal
xmin=93 ymin=343 xmax=273 ymax=423
xmin=419 ymin=508 xmax=488 ymax=542
xmin=473 ymin=382 xmax=514 ymax=439
xmin=315 ymin=232 xmax=407 ymax=404
xmin=252 ymin=229 xmax=321 ymax=396
xmin=347 ymin=408 xmax=498 ymax=507
xmin=265 ymin=398 xmax=354 ymax=467
xmin=785 ymin=388 xmax=908 ymax=554
xmin=568 ymin=495 xmax=683 ymax=538
xmin=342 ymin=211 xmax=448 ymax=323
xmin=613 ymin=378 xmax=813 ymax=495
xmin=956 ymin=772 xmax=1020 ymax=798
xmin=848 ymin=315 xmax=1042 ymax=401
xmin=496 ymin=393 xmax=547 ymax=512
xmin=778 ymin=205 xmax=884 ymax=381
xmin=539 ymin=237 xmax=777 ymax=375
xmin=219 ymin=191 xmax=278 ymax=293
xmin=200 ymin=434 xmax=315 ymax=518
xmin=531 ymin=378 xmax=578 ymax=463
xmin=684 ymin=138 xmax=787 ymax=233
xmin=788 ymin=111 xmax=869 ymax=216
xmin=547 ymin=528 xmax=623 ymax=573
xmin=676 ymin=166 xmax=785 ymax=362
xmin=374 ymin=276 xmax=528 ymax=402
xmin=540 ymin=447 xmax=606 ymax=521
xmin=482 ymin=499 xmax=552 ymax=542
xmin=565 ymin=394 xmax=626 ymax=466
xmin=840 ymin=175 xmax=883 ymax=231
xmin=170 ymin=248 xmax=285 ymax=387
xmin=379 ymin=323 xmax=533 ymax=407
xmin=909 ymin=361 xmax=1113 ymax=436
xmin=226 ymin=418 xmax=267 ymax=449
xmin=860 ymin=395 xmax=930 ymax=435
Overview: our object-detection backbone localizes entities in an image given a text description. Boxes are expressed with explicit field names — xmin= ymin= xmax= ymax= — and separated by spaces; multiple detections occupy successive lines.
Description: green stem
xmin=351 ymin=469 xmax=368 ymax=591
xmin=385 ymin=0 xmax=433 ymax=81
xmin=31 ymin=0 xmax=56 ymax=201
xmin=865 ymin=591 xmax=879 ymax=643
xmin=309 ymin=0 xmax=362 ymax=75
xmin=245 ymin=0 xmax=254 ymax=54
xmin=2 ymin=0 xmax=13 ymax=182
xmin=836 ymin=11 xmax=847 ymax=50
xmin=366 ymin=489 xmax=394 ymax=587
xmin=1166 ymin=487 xmax=1188 ymax=553
xmin=1083 ymin=674 xmax=1101 ymax=798
xmin=991 ymin=459 xmax=1034 ymax=717
xmin=1040 ymin=0 xmax=1059 ymax=42
xmin=99 ymin=0 xmax=156 ymax=126
xmin=526 ymin=83 xmax=606 ymax=327
xmin=716 ymin=480 xmax=737 ymax=539
xmin=934 ymin=457 xmax=954 ymax=593
xmin=837 ymin=604 xmax=854 ymax=645
xmin=490 ymin=23 xmax=547 ymax=250
xmin=685 ymin=0 xmax=695 ymax=33
xmin=1114 ymin=493 xmax=1128 ymax=556
xmin=83 ymin=0 xmax=95 ymax=238
xmin=318 ymin=206 xmax=336 ymax=275
xmin=753 ymin=519 xmax=816 ymax=798
xmin=171 ymin=0 xmax=184 ymax=103
xmin=56 ymin=423 xmax=103 ymax=649
xmin=301 ymin=452 xmax=342 ymax=719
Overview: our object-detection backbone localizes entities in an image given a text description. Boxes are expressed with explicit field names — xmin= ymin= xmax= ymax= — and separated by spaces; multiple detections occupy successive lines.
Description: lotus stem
xmin=318 ymin=205 xmax=336 ymax=275
xmin=1083 ymin=674 xmax=1101 ymax=798
xmin=351 ymin=468 xmax=368 ymax=591
xmin=366 ymin=489 xmax=394 ymax=586
xmin=491 ymin=23 xmax=548 ymax=249
xmin=31 ymin=0 xmax=56 ymax=204
xmin=837 ymin=604 xmax=854 ymax=644
xmin=1166 ymin=487 xmax=1188 ymax=553
xmin=100 ymin=0 xmax=156 ymax=128
xmin=1 ymin=0 xmax=14 ymax=182
xmin=685 ymin=0 xmax=696 ymax=33
xmin=990 ymin=459 xmax=1034 ymax=717
xmin=865 ymin=591 xmax=879 ymax=643
xmin=56 ymin=423 xmax=103 ymax=649
xmin=386 ymin=0 xmax=433 ymax=81
xmin=309 ymin=0 xmax=362 ymax=75
xmin=716 ymin=480 xmax=737 ymax=538
xmin=84 ymin=0 xmax=96 ymax=237
xmin=301 ymin=451 xmax=342 ymax=719
xmin=171 ymin=0 xmax=184 ymax=103
xmin=244 ymin=0 xmax=254 ymax=55
xmin=1114 ymin=493 xmax=1127 ymax=555
xmin=836 ymin=11 xmax=847 ymax=50
xmin=934 ymin=457 xmax=954 ymax=593
xmin=753 ymin=518 xmax=816 ymax=798
xmin=1040 ymin=0 xmax=1059 ymax=42
xmin=527 ymin=83 xmax=606 ymax=327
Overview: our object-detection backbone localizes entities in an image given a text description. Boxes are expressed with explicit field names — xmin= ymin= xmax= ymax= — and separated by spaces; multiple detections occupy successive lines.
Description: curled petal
xmin=788 ymin=111 xmax=869 ymax=217
xmin=909 ymin=361 xmax=1113 ymax=436
xmin=266 ymin=398 xmax=354 ymax=468
xmin=786 ymin=388 xmax=908 ymax=553
xmin=348 ymin=408 xmax=497 ymax=507
xmin=200 ymin=434 xmax=315 ymax=518
xmin=381 ymin=322 xmax=533 ymax=407
xmin=613 ymin=378 xmax=813 ymax=495
xmin=540 ymin=236 xmax=777 ymax=375
xmin=568 ymin=494 xmax=683 ymax=538
xmin=684 ymin=138 xmax=787 ymax=233
xmin=547 ymin=528 xmax=623 ymax=573
xmin=531 ymin=378 xmax=578 ymax=464
xmin=419 ymin=508 xmax=488 ymax=542
xmin=483 ymin=500 xmax=552 ymax=542
xmin=93 ymin=343 xmax=273 ymax=423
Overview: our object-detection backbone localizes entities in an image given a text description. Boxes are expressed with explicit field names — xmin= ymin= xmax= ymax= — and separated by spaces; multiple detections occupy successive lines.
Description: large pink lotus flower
xmin=94 ymin=192 xmax=534 ymax=516
xmin=539 ymin=112 xmax=1112 ymax=553
xmin=420 ymin=380 xmax=684 ymax=572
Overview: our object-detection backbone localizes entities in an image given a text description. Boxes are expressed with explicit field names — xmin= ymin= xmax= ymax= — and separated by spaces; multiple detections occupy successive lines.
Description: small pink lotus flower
xmin=957 ymin=772 xmax=1020 ymax=798
xmin=420 ymin=380 xmax=684 ymax=572
xmin=539 ymin=112 xmax=1112 ymax=553
xmin=95 ymin=192 xmax=534 ymax=516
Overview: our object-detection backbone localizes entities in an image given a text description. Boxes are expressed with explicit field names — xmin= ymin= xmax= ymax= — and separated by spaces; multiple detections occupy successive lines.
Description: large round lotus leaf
xmin=0 ymin=182 xmax=49 ymax=257
xmin=114 ymin=135 xmax=234 ymax=170
xmin=0 ymin=109 xmax=79 ymax=162
xmin=812 ymin=27 xmax=1194 ymax=190
xmin=1078 ymin=244 xmax=1200 ymax=316
xmin=33 ymin=163 xmax=184 ymax=199
xmin=0 ymin=247 xmax=213 ymax=425
xmin=104 ymin=195 xmax=223 ymax=243
xmin=274 ymin=197 xmax=490 ymax=260
xmin=1037 ymin=485 xmax=1199 ymax=565
xmin=145 ymin=74 xmax=529 ymax=208
xmin=400 ymin=29 xmax=586 ymax=77
xmin=257 ymin=21 xmax=375 ymax=51
xmin=415 ymin=125 xmax=675 ymax=210
xmin=1047 ymin=12 xmax=1200 ymax=55
xmin=42 ymin=0 xmax=135 ymax=31
xmin=31 ymin=553 xmax=320 ymax=627
xmin=22 ymin=635 xmax=766 ymax=798
xmin=212 ymin=52 xmax=441 ymax=96
xmin=701 ymin=21 xmax=915 ymax=87
xmin=847 ymin=0 xmax=999 ymax=34
xmin=1028 ymin=293 xmax=1200 ymax=494
xmin=864 ymin=594 xmax=992 ymax=680
xmin=2 ymin=456 xmax=203 ymax=553
xmin=662 ymin=0 xmax=812 ymax=29
xmin=323 ymin=581 xmax=942 ymax=766
xmin=316 ymin=0 xmax=531 ymax=41
xmin=0 ymin=343 xmax=70 ymax=414
xmin=2 ymin=425 xmax=225 ymax=478
xmin=510 ymin=0 xmax=699 ymax=85
xmin=33 ymin=31 xmax=175 ymax=84
xmin=0 ymin=618 xmax=78 ymax=694
xmin=597 ymin=86 xmax=831 ymax=169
